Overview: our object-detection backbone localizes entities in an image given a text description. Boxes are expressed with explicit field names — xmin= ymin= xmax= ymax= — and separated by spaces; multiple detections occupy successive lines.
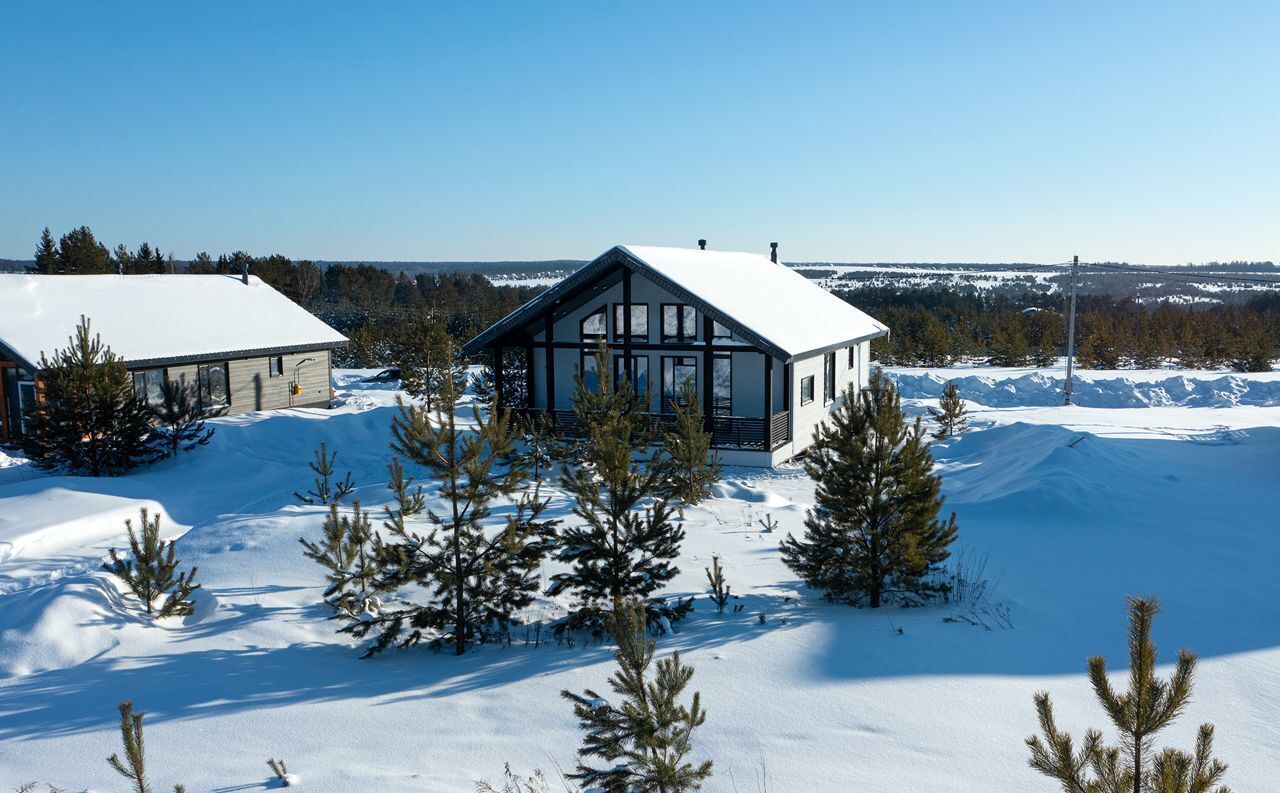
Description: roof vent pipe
xmin=697 ymin=239 xmax=706 ymax=250
xmin=242 ymin=261 xmax=250 ymax=285
xmin=770 ymin=242 xmax=778 ymax=263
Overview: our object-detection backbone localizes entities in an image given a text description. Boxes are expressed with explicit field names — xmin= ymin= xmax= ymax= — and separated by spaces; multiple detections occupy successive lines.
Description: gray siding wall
xmin=142 ymin=349 xmax=332 ymax=415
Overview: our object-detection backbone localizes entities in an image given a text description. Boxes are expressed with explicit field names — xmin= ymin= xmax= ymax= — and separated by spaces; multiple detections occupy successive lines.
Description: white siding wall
xmin=777 ymin=338 xmax=871 ymax=462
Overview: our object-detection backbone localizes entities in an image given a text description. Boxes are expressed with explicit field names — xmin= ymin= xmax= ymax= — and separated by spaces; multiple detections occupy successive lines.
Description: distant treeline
xmin=21 ymin=225 xmax=544 ymax=367
xmin=847 ymin=286 xmax=1279 ymax=371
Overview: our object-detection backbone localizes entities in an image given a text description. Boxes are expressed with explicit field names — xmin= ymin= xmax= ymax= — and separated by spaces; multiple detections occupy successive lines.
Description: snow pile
xmin=1 ymin=370 xmax=1279 ymax=791
xmin=891 ymin=370 xmax=1280 ymax=408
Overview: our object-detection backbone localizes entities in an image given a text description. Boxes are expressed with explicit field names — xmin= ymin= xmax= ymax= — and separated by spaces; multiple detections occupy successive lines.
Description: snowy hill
xmin=1 ymin=369 xmax=1278 ymax=790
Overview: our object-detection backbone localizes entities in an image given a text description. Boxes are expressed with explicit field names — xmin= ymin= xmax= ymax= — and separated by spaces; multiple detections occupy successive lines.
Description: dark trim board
xmin=123 ymin=341 xmax=347 ymax=370
xmin=527 ymin=340 xmax=758 ymax=353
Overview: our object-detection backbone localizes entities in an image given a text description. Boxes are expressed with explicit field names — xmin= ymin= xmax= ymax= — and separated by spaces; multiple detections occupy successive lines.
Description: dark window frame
xmin=578 ymin=349 xmax=602 ymax=393
xmin=823 ymin=352 xmax=836 ymax=404
xmin=712 ymin=353 xmax=732 ymax=415
xmin=800 ymin=374 xmax=815 ymax=406
xmin=612 ymin=302 xmax=650 ymax=342
xmin=660 ymin=303 xmax=698 ymax=343
xmin=848 ymin=345 xmax=856 ymax=369
xmin=198 ymin=361 xmax=230 ymax=411
xmin=131 ymin=367 xmax=168 ymax=407
xmin=660 ymin=355 xmax=698 ymax=413
xmin=580 ymin=304 xmax=608 ymax=343
xmin=269 ymin=355 xmax=285 ymax=377
xmin=612 ymin=354 xmax=650 ymax=396
xmin=712 ymin=321 xmax=732 ymax=340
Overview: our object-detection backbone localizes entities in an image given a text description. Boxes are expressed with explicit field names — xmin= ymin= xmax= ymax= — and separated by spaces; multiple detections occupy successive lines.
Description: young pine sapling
xmin=927 ymin=380 xmax=968 ymax=441
xmin=107 ymin=701 xmax=187 ymax=793
xmin=293 ymin=442 xmax=355 ymax=505
xmin=705 ymin=555 xmax=731 ymax=614
xmin=1027 ymin=595 xmax=1230 ymax=793
xmin=104 ymin=509 xmax=200 ymax=619
xmin=150 ymin=378 xmax=214 ymax=458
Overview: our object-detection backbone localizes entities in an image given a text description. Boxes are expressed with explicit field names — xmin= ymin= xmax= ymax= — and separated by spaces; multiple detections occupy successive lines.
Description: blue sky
xmin=1 ymin=1 xmax=1276 ymax=263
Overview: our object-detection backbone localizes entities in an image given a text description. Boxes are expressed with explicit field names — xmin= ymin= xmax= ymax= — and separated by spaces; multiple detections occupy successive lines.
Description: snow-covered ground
xmin=1 ymin=367 xmax=1278 ymax=790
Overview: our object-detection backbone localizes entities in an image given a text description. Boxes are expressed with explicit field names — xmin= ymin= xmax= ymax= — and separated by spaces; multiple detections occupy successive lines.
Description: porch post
xmin=524 ymin=344 xmax=534 ymax=408
xmin=622 ymin=268 xmax=633 ymax=383
xmin=544 ymin=313 xmax=555 ymax=412
xmin=493 ymin=346 xmax=504 ymax=409
xmin=782 ymin=362 xmax=791 ymax=410
xmin=702 ymin=315 xmax=714 ymax=433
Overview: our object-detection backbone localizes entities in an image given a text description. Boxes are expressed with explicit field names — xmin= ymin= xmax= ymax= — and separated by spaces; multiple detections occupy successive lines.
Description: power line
xmin=1080 ymin=261 xmax=1280 ymax=285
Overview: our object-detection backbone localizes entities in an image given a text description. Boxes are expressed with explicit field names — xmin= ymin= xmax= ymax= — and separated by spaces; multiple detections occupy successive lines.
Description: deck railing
xmin=509 ymin=407 xmax=791 ymax=452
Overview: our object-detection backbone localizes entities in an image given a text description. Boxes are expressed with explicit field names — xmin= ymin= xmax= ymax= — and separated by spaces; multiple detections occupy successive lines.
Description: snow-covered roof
xmin=0 ymin=274 xmax=347 ymax=370
xmin=463 ymin=244 xmax=887 ymax=360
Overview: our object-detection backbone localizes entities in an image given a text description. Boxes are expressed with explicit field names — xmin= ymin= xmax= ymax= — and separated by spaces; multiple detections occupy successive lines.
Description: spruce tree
xmin=549 ymin=346 xmax=690 ymax=633
xmin=299 ymin=500 xmax=380 ymax=620
xmin=780 ymin=369 xmax=958 ymax=608
xmin=150 ymin=379 xmax=214 ymax=458
xmin=108 ymin=701 xmax=188 ymax=793
xmin=660 ymin=380 xmax=722 ymax=506
xmin=1027 ymin=596 xmax=1230 ymax=793
xmin=33 ymin=226 xmax=58 ymax=273
xmin=562 ymin=603 xmax=713 ymax=793
xmin=293 ymin=442 xmax=355 ymax=505
xmin=927 ymin=380 xmax=968 ymax=440
xmin=352 ymin=354 xmax=556 ymax=656
xmin=104 ymin=509 xmax=200 ymax=619
xmin=19 ymin=317 xmax=158 ymax=475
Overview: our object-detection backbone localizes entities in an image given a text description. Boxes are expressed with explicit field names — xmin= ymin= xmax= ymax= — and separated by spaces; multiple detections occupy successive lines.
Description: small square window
xmin=800 ymin=375 xmax=815 ymax=406
xmin=270 ymin=356 xmax=284 ymax=377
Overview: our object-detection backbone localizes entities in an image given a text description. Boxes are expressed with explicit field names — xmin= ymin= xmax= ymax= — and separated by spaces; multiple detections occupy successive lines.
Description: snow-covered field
xmin=2 ymin=368 xmax=1279 ymax=791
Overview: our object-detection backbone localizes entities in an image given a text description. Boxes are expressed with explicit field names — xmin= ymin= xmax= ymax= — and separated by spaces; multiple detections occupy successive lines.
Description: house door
xmin=16 ymin=380 xmax=36 ymax=434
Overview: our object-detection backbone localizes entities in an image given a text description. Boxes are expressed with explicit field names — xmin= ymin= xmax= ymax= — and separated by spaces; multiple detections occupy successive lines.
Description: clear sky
xmin=1 ymin=1 xmax=1276 ymax=264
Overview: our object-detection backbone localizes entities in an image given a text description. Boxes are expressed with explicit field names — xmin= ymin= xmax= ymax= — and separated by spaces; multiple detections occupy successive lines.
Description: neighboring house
xmin=0 ymin=272 xmax=347 ymax=442
xmin=462 ymin=243 xmax=888 ymax=466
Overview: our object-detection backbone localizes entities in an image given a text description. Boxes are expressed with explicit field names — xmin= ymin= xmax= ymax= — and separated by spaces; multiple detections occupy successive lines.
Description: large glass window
xmin=823 ymin=352 xmax=836 ymax=403
xmin=712 ymin=321 xmax=732 ymax=340
xmin=580 ymin=306 xmax=607 ymax=342
xmin=800 ymin=375 xmax=815 ymax=406
xmin=713 ymin=354 xmax=731 ymax=415
xmin=661 ymin=304 xmax=697 ymax=342
xmin=579 ymin=352 xmax=600 ymax=393
xmin=198 ymin=362 xmax=229 ymax=410
xmin=613 ymin=303 xmax=649 ymax=342
xmin=613 ymin=355 xmax=650 ymax=396
xmin=131 ymin=368 xmax=166 ymax=407
xmin=661 ymin=356 xmax=698 ymax=413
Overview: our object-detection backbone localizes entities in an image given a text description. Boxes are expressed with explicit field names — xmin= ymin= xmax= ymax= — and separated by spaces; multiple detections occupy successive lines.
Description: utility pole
xmin=1064 ymin=254 xmax=1079 ymax=405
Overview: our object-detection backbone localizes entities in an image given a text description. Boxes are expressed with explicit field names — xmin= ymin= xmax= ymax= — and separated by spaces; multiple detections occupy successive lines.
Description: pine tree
xmin=515 ymin=410 xmax=567 ymax=488
xmin=780 ymin=369 xmax=958 ymax=608
xmin=293 ymin=442 xmax=355 ymax=505
xmin=33 ymin=226 xmax=58 ymax=273
xmin=562 ymin=603 xmax=713 ymax=793
xmin=395 ymin=317 xmax=467 ymax=410
xmin=352 ymin=364 xmax=556 ymax=656
xmin=987 ymin=322 xmax=1031 ymax=366
xmin=299 ymin=500 xmax=380 ymax=620
xmin=660 ymin=380 xmax=722 ymax=506
xmin=927 ymin=380 xmax=968 ymax=440
xmin=107 ymin=701 xmax=188 ymax=793
xmin=150 ymin=379 xmax=214 ymax=458
xmin=549 ymin=346 xmax=690 ymax=634
xmin=104 ymin=509 xmax=200 ymax=619
xmin=56 ymin=225 xmax=112 ymax=273
xmin=1027 ymin=596 xmax=1230 ymax=793
xmin=18 ymin=317 xmax=158 ymax=475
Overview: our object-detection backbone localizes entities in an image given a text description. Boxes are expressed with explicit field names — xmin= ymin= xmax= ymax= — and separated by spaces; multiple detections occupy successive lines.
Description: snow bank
xmin=891 ymin=370 xmax=1280 ymax=408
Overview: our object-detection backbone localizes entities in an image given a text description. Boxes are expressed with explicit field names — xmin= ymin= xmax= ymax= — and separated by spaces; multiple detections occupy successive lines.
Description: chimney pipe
xmin=697 ymin=239 xmax=706 ymax=251
xmin=770 ymin=242 xmax=778 ymax=263
xmin=242 ymin=261 xmax=250 ymax=285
